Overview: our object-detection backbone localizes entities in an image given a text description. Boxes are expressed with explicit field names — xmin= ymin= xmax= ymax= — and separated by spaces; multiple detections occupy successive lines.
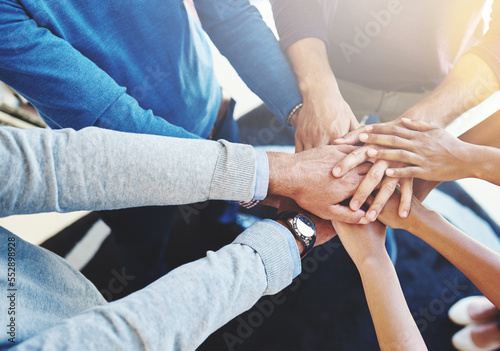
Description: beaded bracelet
xmin=286 ymin=102 xmax=303 ymax=126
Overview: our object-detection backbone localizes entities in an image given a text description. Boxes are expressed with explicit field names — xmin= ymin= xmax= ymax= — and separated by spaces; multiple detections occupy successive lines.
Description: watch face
xmin=294 ymin=215 xmax=316 ymax=238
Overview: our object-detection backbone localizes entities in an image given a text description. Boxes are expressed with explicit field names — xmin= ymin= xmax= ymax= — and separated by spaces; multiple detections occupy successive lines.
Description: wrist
xmin=275 ymin=219 xmax=305 ymax=256
xmin=456 ymin=141 xmax=477 ymax=179
xmin=404 ymin=201 xmax=434 ymax=233
xmin=266 ymin=152 xmax=297 ymax=198
xmin=287 ymin=103 xmax=303 ymax=127
xmin=298 ymin=73 xmax=341 ymax=101
xmin=466 ymin=142 xmax=489 ymax=180
xmin=355 ymin=250 xmax=392 ymax=272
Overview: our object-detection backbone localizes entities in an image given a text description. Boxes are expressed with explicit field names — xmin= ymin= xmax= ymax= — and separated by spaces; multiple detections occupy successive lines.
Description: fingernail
xmin=365 ymin=125 xmax=373 ymax=131
xmin=359 ymin=133 xmax=368 ymax=141
xmin=402 ymin=210 xmax=409 ymax=218
xmin=386 ymin=169 xmax=394 ymax=176
xmin=358 ymin=218 xmax=370 ymax=225
xmin=351 ymin=200 xmax=360 ymax=211
xmin=401 ymin=117 xmax=411 ymax=123
xmin=367 ymin=210 xmax=377 ymax=221
xmin=367 ymin=149 xmax=377 ymax=157
xmin=333 ymin=167 xmax=341 ymax=177
xmin=334 ymin=138 xmax=344 ymax=143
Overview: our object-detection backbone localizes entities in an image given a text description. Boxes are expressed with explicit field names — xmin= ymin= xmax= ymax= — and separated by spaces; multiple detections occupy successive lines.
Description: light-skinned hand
xmin=267 ymin=144 xmax=370 ymax=223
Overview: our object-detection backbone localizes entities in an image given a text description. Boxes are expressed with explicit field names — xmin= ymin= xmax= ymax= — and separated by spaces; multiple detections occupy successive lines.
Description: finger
xmin=327 ymin=204 xmax=366 ymax=223
xmin=400 ymin=118 xmax=436 ymax=132
xmin=358 ymin=217 xmax=370 ymax=225
xmin=335 ymin=144 xmax=359 ymax=155
xmin=332 ymin=145 xmax=371 ymax=177
xmin=366 ymin=124 xmax=419 ymax=140
xmin=359 ymin=133 xmax=416 ymax=151
xmin=367 ymin=148 xmax=424 ymax=166
xmin=398 ymin=178 xmax=413 ymax=218
xmin=302 ymin=142 xmax=314 ymax=151
xmin=350 ymin=160 xmax=389 ymax=211
xmin=355 ymin=162 xmax=373 ymax=175
xmin=294 ymin=134 xmax=304 ymax=153
xmin=385 ymin=166 xmax=423 ymax=178
xmin=333 ymin=125 xmax=373 ymax=145
xmin=365 ymin=176 xmax=399 ymax=222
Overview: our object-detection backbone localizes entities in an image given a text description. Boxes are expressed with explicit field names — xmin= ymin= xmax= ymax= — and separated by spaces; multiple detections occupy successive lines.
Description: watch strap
xmin=276 ymin=211 xmax=316 ymax=258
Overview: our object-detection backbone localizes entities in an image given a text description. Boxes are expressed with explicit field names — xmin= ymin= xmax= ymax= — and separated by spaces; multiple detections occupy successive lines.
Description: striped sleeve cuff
xmin=233 ymin=219 xmax=301 ymax=295
xmin=209 ymin=140 xmax=257 ymax=202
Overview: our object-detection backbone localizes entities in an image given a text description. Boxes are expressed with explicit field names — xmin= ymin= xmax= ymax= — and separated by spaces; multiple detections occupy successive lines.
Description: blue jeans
xmin=99 ymin=99 xmax=240 ymax=291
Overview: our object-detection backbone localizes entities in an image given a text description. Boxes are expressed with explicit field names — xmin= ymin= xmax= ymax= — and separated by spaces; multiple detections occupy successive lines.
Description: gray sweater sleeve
xmin=0 ymin=126 xmax=258 ymax=217
xmin=11 ymin=220 xmax=299 ymax=351
xmin=0 ymin=126 xmax=301 ymax=349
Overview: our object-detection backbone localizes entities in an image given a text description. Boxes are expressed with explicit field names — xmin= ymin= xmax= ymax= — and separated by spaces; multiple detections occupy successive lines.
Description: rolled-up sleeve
xmin=270 ymin=0 xmax=328 ymax=52
xmin=468 ymin=0 xmax=500 ymax=81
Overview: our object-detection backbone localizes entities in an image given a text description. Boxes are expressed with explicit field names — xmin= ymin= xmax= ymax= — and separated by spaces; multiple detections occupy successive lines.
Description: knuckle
xmin=383 ymin=180 xmax=397 ymax=193
xmin=371 ymin=203 xmax=384 ymax=213
xmin=399 ymin=150 xmax=409 ymax=160
xmin=352 ymin=150 xmax=364 ymax=162
xmin=409 ymin=168 xmax=417 ymax=177
xmin=368 ymin=168 xmax=383 ymax=180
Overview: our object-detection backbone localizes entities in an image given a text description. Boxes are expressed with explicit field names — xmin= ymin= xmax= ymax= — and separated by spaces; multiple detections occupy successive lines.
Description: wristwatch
xmin=276 ymin=211 xmax=316 ymax=258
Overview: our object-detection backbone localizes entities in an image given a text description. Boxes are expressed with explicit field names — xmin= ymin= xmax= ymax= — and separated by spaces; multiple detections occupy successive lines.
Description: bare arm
xmin=333 ymin=221 xmax=427 ymax=350
xmin=333 ymin=53 xmax=500 ymax=213
xmin=287 ymin=38 xmax=359 ymax=151
xmin=401 ymin=53 xmax=499 ymax=128
xmin=377 ymin=195 xmax=500 ymax=309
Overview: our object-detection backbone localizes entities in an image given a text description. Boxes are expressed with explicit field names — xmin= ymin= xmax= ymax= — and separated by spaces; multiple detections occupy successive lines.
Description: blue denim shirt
xmin=0 ymin=127 xmax=301 ymax=349
xmin=0 ymin=0 xmax=302 ymax=137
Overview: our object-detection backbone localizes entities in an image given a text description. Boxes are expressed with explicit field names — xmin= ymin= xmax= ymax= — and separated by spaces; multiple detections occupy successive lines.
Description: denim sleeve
xmin=270 ymin=0 xmax=328 ymax=52
xmin=467 ymin=1 xmax=500 ymax=82
xmin=194 ymin=0 xmax=303 ymax=125
xmin=12 ymin=220 xmax=301 ymax=351
xmin=0 ymin=127 xmax=259 ymax=217
xmin=0 ymin=1 xmax=198 ymax=139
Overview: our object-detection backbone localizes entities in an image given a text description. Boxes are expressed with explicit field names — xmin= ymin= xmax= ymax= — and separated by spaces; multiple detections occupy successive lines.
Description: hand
xmin=360 ymin=118 xmax=473 ymax=181
xmin=290 ymin=91 xmax=359 ymax=152
xmin=267 ymin=145 xmax=370 ymax=223
xmin=331 ymin=139 xmax=413 ymax=221
xmin=370 ymin=190 xmax=428 ymax=232
xmin=277 ymin=198 xmax=337 ymax=255
xmin=332 ymin=220 xmax=388 ymax=266
xmin=333 ymin=119 xmax=403 ymax=146
xmin=258 ymin=194 xmax=283 ymax=209
xmin=286 ymin=37 xmax=359 ymax=152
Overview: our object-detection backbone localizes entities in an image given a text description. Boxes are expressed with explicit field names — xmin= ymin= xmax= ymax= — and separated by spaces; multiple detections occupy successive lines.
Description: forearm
xmin=357 ymin=254 xmax=427 ymax=350
xmin=0 ymin=127 xmax=257 ymax=217
xmin=286 ymin=38 xmax=358 ymax=143
xmin=467 ymin=143 xmax=500 ymax=185
xmin=401 ymin=53 xmax=500 ymax=127
xmin=14 ymin=220 xmax=301 ymax=350
xmin=288 ymin=38 xmax=334 ymax=90
xmin=407 ymin=207 xmax=500 ymax=308
xmin=287 ymin=38 xmax=342 ymax=110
